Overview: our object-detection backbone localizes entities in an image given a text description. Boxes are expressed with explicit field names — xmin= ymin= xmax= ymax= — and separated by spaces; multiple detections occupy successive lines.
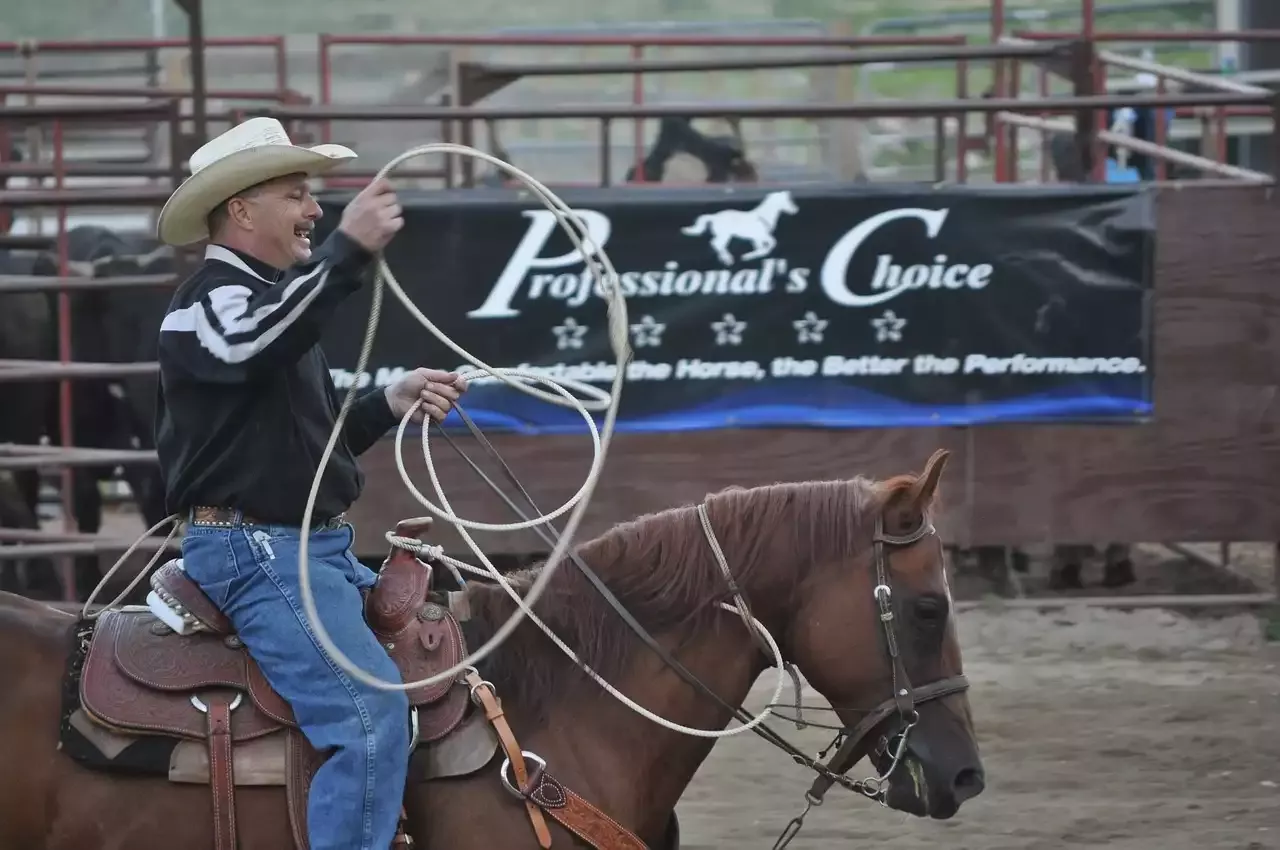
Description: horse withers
xmin=0 ymin=450 xmax=983 ymax=849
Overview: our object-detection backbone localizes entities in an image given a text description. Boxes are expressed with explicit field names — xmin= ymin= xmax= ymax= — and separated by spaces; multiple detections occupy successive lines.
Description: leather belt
xmin=188 ymin=506 xmax=346 ymax=531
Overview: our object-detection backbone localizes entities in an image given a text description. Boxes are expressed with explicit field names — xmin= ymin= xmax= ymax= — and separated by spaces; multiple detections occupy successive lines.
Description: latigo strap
xmin=465 ymin=671 xmax=648 ymax=850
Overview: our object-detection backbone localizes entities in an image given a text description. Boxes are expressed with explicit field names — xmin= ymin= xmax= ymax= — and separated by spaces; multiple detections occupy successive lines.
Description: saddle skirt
xmin=81 ymin=556 xmax=472 ymax=744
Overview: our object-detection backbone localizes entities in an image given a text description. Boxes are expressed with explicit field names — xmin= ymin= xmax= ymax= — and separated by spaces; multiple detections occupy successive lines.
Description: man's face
xmin=230 ymin=173 xmax=323 ymax=267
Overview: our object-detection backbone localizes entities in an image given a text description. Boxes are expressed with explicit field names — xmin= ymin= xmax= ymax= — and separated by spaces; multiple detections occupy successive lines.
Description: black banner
xmin=313 ymin=183 xmax=1155 ymax=433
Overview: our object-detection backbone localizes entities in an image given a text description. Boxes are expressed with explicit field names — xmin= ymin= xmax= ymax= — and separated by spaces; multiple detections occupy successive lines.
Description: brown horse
xmin=0 ymin=450 xmax=983 ymax=849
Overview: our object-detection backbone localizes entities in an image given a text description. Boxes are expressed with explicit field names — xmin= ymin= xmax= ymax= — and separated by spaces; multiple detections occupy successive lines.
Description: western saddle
xmin=73 ymin=518 xmax=478 ymax=850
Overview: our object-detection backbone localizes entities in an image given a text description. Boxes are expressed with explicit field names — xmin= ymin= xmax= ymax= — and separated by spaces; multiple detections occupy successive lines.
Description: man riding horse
xmin=153 ymin=116 xmax=468 ymax=850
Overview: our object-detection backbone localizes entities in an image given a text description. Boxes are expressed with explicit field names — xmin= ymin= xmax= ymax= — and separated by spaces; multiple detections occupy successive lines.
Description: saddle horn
xmin=394 ymin=517 xmax=434 ymax=543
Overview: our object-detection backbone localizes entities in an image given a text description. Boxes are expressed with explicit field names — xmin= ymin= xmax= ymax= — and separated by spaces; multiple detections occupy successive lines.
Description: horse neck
xmin=487 ymin=503 xmax=804 ymax=838
xmin=539 ymin=612 xmax=768 ymax=839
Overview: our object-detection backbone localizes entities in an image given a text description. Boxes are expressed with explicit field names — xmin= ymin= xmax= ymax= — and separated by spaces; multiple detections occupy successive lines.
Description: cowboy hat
xmin=157 ymin=116 xmax=357 ymax=246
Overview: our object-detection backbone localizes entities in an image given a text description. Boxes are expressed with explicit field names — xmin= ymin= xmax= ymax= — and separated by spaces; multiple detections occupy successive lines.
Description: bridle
xmin=764 ymin=516 xmax=971 ymax=849
xmin=438 ymin=407 xmax=969 ymax=848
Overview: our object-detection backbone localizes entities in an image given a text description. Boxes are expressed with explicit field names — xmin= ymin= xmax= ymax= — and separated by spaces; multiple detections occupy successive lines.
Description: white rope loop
xmin=296 ymin=142 xmax=632 ymax=699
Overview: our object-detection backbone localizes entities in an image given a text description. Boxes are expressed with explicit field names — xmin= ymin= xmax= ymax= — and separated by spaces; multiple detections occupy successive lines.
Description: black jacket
xmin=154 ymin=230 xmax=395 ymax=524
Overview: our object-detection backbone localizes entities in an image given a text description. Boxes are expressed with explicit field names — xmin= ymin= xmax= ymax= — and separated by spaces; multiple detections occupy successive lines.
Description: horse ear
xmin=909 ymin=449 xmax=950 ymax=509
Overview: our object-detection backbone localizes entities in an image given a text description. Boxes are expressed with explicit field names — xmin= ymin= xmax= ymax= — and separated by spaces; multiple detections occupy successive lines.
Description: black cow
xmin=0 ymin=226 xmax=172 ymax=600
xmin=0 ymin=247 xmax=60 ymax=596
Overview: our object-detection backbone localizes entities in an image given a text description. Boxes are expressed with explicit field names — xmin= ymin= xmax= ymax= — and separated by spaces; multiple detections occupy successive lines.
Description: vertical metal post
xmin=991 ymin=0 xmax=1007 ymax=181
xmin=934 ymin=116 xmax=947 ymax=182
xmin=439 ymin=92 xmax=455 ymax=190
xmin=52 ymin=119 xmax=76 ymax=602
xmin=1009 ymin=58 xmax=1022 ymax=181
xmin=1039 ymin=66 xmax=1051 ymax=182
xmin=1069 ymin=40 xmax=1097 ymax=180
xmin=167 ymin=98 xmax=184 ymax=188
xmin=274 ymin=36 xmax=289 ymax=96
xmin=318 ymin=34 xmax=333 ymax=144
xmin=956 ymin=57 xmax=968 ymax=184
xmin=1214 ymin=106 xmax=1228 ymax=166
xmin=631 ymin=43 xmax=645 ymax=184
xmin=1154 ymin=76 xmax=1169 ymax=179
xmin=1083 ymin=0 xmax=1106 ymax=182
xmin=600 ymin=117 xmax=613 ymax=187
xmin=23 ymin=43 xmax=43 ymax=239
xmin=186 ymin=0 xmax=208 ymax=145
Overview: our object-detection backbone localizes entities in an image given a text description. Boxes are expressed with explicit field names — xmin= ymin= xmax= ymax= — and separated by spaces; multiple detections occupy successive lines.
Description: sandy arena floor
xmin=677 ymin=606 xmax=1280 ymax=850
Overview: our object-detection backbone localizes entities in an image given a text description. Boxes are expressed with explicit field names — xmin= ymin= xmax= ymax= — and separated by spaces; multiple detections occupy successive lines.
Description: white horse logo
xmin=680 ymin=190 xmax=800 ymax=266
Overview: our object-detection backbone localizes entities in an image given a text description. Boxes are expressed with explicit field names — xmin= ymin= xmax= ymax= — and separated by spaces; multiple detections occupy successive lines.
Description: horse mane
xmin=463 ymin=473 xmax=922 ymax=722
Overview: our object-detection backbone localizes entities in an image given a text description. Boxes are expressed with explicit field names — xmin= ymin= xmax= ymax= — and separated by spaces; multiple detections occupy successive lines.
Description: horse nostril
xmin=952 ymin=767 xmax=985 ymax=801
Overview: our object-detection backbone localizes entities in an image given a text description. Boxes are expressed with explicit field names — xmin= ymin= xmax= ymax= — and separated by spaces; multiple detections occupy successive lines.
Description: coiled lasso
xmin=296 ymin=143 xmax=632 ymax=698
xmin=77 ymin=143 xmax=789 ymax=739
xmin=298 ymin=144 xmax=792 ymax=739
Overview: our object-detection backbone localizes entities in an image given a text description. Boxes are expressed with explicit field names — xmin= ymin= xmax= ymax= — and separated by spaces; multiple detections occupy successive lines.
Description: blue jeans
xmin=181 ymin=517 xmax=410 ymax=850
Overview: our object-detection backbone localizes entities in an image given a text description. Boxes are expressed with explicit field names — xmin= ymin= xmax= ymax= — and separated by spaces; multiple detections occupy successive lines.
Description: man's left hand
xmin=384 ymin=368 xmax=468 ymax=423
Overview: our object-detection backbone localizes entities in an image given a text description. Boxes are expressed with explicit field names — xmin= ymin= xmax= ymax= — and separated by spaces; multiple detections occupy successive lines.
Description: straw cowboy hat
xmin=157 ymin=116 xmax=357 ymax=246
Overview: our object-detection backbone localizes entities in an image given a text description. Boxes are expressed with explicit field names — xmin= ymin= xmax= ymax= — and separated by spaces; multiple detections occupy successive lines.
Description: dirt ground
xmin=678 ymin=606 xmax=1280 ymax=850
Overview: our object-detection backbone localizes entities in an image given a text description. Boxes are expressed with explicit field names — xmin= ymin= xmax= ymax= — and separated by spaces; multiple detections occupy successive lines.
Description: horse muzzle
xmin=884 ymin=742 xmax=986 ymax=819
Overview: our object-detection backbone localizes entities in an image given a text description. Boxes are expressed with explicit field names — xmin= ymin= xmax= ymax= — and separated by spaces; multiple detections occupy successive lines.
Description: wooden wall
xmin=345 ymin=186 xmax=1280 ymax=557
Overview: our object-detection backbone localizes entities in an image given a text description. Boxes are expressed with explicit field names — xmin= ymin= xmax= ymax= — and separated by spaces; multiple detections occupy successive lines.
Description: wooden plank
xmin=1153 ymin=187 xmax=1280 ymax=384
xmin=967 ymin=389 xmax=1280 ymax=544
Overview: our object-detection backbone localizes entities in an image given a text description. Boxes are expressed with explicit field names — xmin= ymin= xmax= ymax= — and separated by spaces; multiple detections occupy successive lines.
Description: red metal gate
xmin=0 ymin=0 xmax=1276 ymax=608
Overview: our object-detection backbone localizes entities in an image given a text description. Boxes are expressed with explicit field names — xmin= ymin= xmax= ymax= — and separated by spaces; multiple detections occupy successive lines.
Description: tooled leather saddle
xmin=74 ymin=519 xmax=472 ymax=850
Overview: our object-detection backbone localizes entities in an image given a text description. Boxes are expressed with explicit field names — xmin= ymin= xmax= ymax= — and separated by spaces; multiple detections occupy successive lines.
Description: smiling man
xmin=152 ymin=117 xmax=465 ymax=850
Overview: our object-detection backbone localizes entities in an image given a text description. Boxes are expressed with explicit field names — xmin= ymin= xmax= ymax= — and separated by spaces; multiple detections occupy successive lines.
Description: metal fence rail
xmin=1 ymin=2 xmax=1277 ymax=611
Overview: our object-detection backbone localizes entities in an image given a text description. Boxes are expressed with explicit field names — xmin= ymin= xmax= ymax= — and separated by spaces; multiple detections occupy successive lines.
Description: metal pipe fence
xmin=0 ymin=10 xmax=1275 ymax=610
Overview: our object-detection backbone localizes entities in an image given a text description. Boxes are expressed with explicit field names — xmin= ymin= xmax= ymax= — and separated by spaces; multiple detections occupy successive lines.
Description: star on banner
xmin=552 ymin=317 xmax=588 ymax=350
xmin=630 ymin=315 xmax=666 ymax=348
xmin=792 ymin=311 xmax=828 ymax=345
xmin=871 ymin=309 xmax=907 ymax=343
xmin=711 ymin=313 xmax=746 ymax=346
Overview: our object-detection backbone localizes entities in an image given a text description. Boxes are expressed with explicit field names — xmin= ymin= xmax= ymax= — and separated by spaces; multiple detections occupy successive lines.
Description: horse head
xmin=461 ymin=450 xmax=982 ymax=842
xmin=783 ymin=449 xmax=983 ymax=819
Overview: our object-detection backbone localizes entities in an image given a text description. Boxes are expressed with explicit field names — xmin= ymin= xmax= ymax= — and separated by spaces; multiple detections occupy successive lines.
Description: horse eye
xmin=914 ymin=596 xmax=947 ymax=623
